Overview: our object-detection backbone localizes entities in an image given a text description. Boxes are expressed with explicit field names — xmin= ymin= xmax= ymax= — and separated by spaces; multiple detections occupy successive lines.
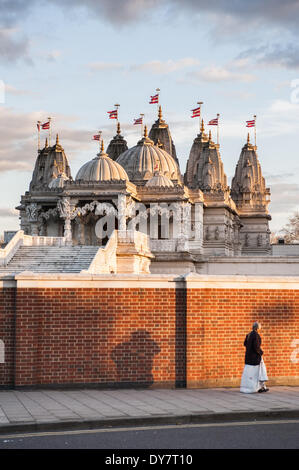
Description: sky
xmin=1 ymin=0 xmax=299 ymax=236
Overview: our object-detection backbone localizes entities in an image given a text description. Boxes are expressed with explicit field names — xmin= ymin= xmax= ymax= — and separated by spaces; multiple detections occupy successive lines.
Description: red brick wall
xmin=187 ymin=289 xmax=299 ymax=388
xmin=14 ymin=288 xmax=186 ymax=387
xmin=0 ymin=287 xmax=15 ymax=387
xmin=1 ymin=284 xmax=299 ymax=389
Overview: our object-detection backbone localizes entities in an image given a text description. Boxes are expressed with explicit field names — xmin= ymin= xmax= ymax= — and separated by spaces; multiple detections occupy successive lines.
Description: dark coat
xmin=244 ymin=330 xmax=263 ymax=366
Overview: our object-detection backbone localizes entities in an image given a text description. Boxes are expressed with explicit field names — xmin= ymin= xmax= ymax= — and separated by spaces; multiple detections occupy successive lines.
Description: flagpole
xmin=37 ymin=121 xmax=41 ymax=152
xmin=48 ymin=117 xmax=52 ymax=146
xmin=254 ymin=114 xmax=257 ymax=147
xmin=140 ymin=114 xmax=144 ymax=137
xmin=114 ymin=104 xmax=120 ymax=132
xmin=156 ymin=88 xmax=160 ymax=114
xmin=98 ymin=130 xmax=102 ymax=153
xmin=217 ymin=114 xmax=220 ymax=146
xmin=197 ymin=101 xmax=203 ymax=133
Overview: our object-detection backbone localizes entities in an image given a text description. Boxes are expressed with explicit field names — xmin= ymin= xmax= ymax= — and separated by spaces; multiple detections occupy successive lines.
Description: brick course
xmin=1 ymin=282 xmax=299 ymax=388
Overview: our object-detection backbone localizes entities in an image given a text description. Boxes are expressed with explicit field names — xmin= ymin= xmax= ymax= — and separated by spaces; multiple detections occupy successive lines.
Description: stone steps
xmin=0 ymin=245 xmax=99 ymax=274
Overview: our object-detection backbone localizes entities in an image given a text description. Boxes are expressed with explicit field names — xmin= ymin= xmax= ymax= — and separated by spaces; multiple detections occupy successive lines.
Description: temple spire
xmin=144 ymin=125 xmax=148 ymax=138
xmin=101 ymin=139 xmax=104 ymax=152
xmin=56 ymin=134 xmax=59 ymax=145
xmin=117 ymin=122 xmax=121 ymax=135
xmin=158 ymin=105 xmax=163 ymax=121
xmin=247 ymin=132 xmax=250 ymax=144
xmin=45 ymin=137 xmax=48 ymax=148
xmin=201 ymin=119 xmax=205 ymax=133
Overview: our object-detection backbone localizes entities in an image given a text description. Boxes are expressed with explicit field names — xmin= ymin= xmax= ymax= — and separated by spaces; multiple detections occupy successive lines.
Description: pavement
xmin=1 ymin=386 xmax=299 ymax=434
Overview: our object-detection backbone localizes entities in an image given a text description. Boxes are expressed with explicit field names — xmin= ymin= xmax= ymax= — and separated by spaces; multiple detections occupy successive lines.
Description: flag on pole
xmin=107 ymin=110 xmax=118 ymax=119
xmin=134 ymin=117 xmax=143 ymax=125
xmin=246 ymin=119 xmax=255 ymax=128
xmin=208 ymin=117 xmax=218 ymax=126
xmin=93 ymin=135 xmax=101 ymax=141
xmin=149 ymin=94 xmax=159 ymax=104
xmin=37 ymin=122 xmax=41 ymax=131
xmin=41 ymin=121 xmax=50 ymax=130
xmin=191 ymin=106 xmax=201 ymax=118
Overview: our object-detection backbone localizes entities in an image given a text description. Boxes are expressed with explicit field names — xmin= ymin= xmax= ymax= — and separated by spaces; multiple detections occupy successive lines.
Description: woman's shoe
xmin=258 ymin=387 xmax=269 ymax=393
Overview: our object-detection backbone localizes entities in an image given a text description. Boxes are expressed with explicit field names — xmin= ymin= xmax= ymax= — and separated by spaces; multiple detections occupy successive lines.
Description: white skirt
xmin=240 ymin=358 xmax=268 ymax=393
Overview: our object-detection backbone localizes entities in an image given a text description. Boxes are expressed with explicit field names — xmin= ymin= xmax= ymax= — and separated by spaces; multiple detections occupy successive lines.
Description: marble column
xmin=117 ymin=194 xmax=127 ymax=233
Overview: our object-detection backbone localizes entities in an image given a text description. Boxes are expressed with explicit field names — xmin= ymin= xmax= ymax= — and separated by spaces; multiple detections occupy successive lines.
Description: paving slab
xmin=0 ymin=386 xmax=299 ymax=434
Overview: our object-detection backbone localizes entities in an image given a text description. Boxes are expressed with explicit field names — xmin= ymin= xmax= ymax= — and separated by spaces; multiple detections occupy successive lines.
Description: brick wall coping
xmin=1 ymin=271 xmax=299 ymax=289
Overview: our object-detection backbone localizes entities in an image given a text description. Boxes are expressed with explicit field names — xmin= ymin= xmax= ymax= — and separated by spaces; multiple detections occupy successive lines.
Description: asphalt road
xmin=0 ymin=418 xmax=299 ymax=450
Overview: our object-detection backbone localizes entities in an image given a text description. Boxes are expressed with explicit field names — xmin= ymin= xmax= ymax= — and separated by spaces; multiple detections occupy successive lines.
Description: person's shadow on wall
xmin=111 ymin=330 xmax=160 ymax=387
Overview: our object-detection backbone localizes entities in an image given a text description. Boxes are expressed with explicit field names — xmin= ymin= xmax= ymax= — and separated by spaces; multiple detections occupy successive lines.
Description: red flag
xmin=107 ymin=110 xmax=118 ymax=119
xmin=246 ymin=119 xmax=255 ymax=127
xmin=93 ymin=135 xmax=101 ymax=141
xmin=208 ymin=118 xmax=218 ymax=125
xmin=41 ymin=121 xmax=50 ymax=129
xmin=134 ymin=117 xmax=143 ymax=125
xmin=149 ymin=94 xmax=159 ymax=104
xmin=191 ymin=106 xmax=201 ymax=118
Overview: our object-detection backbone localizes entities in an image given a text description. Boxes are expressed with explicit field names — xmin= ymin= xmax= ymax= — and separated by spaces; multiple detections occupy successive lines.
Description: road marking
xmin=1 ymin=418 xmax=299 ymax=440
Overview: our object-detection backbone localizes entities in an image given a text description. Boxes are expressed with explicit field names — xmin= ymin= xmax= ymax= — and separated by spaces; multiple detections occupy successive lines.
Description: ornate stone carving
xmin=25 ymin=203 xmax=41 ymax=222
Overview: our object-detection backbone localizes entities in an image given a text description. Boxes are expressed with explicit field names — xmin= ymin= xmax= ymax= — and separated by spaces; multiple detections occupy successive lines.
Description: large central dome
xmin=116 ymin=126 xmax=181 ymax=183
xmin=76 ymin=141 xmax=129 ymax=182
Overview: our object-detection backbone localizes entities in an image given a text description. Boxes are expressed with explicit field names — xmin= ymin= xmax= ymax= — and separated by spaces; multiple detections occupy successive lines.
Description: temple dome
xmin=75 ymin=141 xmax=129 ymax=182
xmin=145 ymin=172 xmax=174 ymax=188
xmin=116 ymin=126 xmax=181 ymax=183
xmin=48 ymin=172 xmax=69 ymax=189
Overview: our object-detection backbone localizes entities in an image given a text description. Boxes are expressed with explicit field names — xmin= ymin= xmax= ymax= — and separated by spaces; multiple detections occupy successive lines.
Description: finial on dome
xmin=158 ymin=105 xmax=162 ymax=120
xmin=247 ymin=132 xmax=250 ymax=144
xmin=101 ymin=139 xmax=104 ymax=152
xmin=45 ymin=137 xmax=48 ymax=148
xmin=117 ymin=122 xmax=121 ymax=135
xmin=200 ymin=119 xmax=205 ymax=133
xmin=144 ymin=125 xmax=148 ymax=138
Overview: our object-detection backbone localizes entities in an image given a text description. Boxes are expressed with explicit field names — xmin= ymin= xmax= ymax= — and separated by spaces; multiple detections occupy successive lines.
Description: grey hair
xmin=252 ymin=321 xmax=260 ymax=330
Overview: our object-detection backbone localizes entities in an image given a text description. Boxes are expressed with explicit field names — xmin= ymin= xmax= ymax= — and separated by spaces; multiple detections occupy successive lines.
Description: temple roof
xmin=75 ymin=140 xmax=129 ymax=183
xmin=231 ymin=134 xmax=270 ymax=213
xmin=29 ymin=135 xmax=71 ymax=191
xmin=106 ymin=122 xmax=128 ymax=161
xmin=116 ymin=126 xmax=181 ymax=184
xmin=148 ymin=106 xmax=179 ymax=166
xmin=184 ymin=122 xmax=227 ymax=193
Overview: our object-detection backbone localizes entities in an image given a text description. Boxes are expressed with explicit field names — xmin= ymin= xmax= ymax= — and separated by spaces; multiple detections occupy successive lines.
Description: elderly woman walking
xmin=240 ymin=321 xmax=269 ymax=393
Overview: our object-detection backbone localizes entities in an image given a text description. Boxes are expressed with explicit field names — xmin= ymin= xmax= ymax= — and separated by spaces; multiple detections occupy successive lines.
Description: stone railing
xmin=82 ymin=230 xmax=153 ymax=275
xmin=0 ymin=230 xmax=67 ymax=266
xmin=83 ymin=231 xmax=117 ymax=274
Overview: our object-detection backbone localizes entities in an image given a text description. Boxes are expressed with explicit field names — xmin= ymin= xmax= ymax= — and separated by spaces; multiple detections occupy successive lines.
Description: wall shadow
xmin=175 ymin=279 xmax=187 ymax=388
xmin=111 ymin=329 xmax=160 ymax=388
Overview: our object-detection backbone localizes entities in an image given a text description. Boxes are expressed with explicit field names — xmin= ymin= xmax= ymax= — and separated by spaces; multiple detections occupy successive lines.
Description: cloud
xmin=0 ymin=28 xmax=30 ymax=63
xmin=51 ymin=0 xmax=161 ymax=25
xmin=4 ymin=84 xmax=31 ymax=96
xmin=131 ymin=58 xmax=201 ymax=75
xmin=88 ymin=62 xmax=124 ymax=72
xmin=189 ymin=66 xmax=256 ymax=83
xmin=238 ymin=43 xmax=299 ymax=70
xmin=0 ymin=107 xmax=96 ymax=175
xmin=45 ymin=50 xmax=62 ymax=62
xmin=0 ymin=207 xmax=19 ymax=218
xmin=269 ymin=182 xmax=299 ymax=230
